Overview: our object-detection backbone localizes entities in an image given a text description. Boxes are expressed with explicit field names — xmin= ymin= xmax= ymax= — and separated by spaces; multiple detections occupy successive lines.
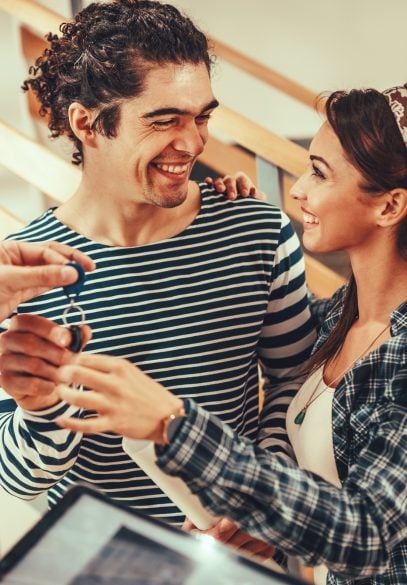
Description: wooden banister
xmin=0 ymin=0 xmax=62 ymax=33
xmin=212 ymin=39 xmax=318 ymax=109
xmin=200 ymin=136 xmax=256 ymax=179
xmin=0 ymin=119 xmax=80 ymax=203
xmin=211 ymin=105 xmax=308 ymax=178
xmin=0 ymin=207 xmax=24 ymax=239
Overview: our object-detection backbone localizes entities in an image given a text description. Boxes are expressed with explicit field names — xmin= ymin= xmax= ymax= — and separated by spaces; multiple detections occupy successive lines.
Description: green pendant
xmin=294 ymin=409 xmax=306 ymax=425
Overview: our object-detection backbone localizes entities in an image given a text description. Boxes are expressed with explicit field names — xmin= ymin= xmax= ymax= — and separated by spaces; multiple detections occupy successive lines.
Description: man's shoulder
xmin=5 ymin=208 xmax=60 ymax=242
xmin=198 ymin=182 xmax=285 ymax=224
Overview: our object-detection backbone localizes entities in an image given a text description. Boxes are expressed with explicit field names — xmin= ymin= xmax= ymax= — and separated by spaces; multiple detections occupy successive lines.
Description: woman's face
xmin=290 ymin=122 xmax=380 ymax=255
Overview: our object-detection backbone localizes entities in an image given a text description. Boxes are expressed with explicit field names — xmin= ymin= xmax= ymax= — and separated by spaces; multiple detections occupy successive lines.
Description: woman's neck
xmin=351 ymin=253 xmax=407 ymax=323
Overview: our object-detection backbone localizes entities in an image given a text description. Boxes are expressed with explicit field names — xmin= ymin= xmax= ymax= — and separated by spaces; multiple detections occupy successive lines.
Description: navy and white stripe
xmin=0 ymin=184 xmax=314 ymax=523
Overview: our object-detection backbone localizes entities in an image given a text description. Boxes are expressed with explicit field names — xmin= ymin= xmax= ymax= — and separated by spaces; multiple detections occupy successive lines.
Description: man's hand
xmin=0 ymin=240 xmax=95 ymax=322
xmin=183 ymin=517 xmax=275 ymax=560
xmin=0 ymin=314 xmax=91 ymax=411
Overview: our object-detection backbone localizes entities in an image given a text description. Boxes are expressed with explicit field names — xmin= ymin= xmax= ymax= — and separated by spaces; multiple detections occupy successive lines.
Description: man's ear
xmin=375 ymin=188 xmax=407 ymax=227
xmin=68 ymin=102 xmax=98 ymax=148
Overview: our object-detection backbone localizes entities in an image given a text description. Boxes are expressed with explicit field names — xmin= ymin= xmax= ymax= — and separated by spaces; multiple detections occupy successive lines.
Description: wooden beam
xmin=212 ymin=39 xmax=318 ymax=109
xmin=20 ymin=24 xmax=47 ymax=62
xmin=211 ymin=105 xmax=308 ymax=178
xmin=0 ymin=119 xmax=80 ymax=203
xmin=304 ymin=253 xmax=346 ymax=298
xmin=0 ymin=207 xmax=24 ymax=239
xmin=0 ymin=0 xmax=63 ymax=34
xmin=199 ymin=136 xmax=256 ymax=178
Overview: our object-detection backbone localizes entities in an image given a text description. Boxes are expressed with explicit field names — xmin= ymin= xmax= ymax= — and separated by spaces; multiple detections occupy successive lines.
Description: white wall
xmin=170 ymin=0 xmax=407 ymax=138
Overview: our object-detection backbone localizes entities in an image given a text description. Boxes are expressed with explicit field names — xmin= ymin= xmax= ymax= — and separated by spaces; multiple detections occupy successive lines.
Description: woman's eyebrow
xmin=310 ymin=154 xmax=332 ymax=170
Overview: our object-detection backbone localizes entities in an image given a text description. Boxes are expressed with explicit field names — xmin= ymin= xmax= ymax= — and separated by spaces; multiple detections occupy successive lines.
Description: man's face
xmin=94 ymin=62 xmax=218 ymax=208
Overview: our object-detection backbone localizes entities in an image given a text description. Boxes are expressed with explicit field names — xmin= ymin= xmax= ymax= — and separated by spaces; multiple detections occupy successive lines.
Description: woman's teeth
xmin=303 ymin=212 xmax=319 ymax=224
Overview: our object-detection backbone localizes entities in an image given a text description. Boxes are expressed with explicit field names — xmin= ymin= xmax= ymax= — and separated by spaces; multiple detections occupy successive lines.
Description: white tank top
xmin=286 ymin=366 xmax=341 ymax=585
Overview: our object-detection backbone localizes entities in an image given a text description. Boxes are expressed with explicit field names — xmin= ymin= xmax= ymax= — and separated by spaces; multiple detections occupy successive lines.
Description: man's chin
xmin=149 ymin=189 xmax=189 ymax=209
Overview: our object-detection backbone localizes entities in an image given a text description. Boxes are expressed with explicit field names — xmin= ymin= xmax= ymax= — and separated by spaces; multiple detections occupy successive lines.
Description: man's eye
xmin=311 ymin=164 xmax=325 ymax=180
xmin=152 ymin=119 xmax=176 ymax=129
xmin=196 ymin=114 xmax=211 ymax=125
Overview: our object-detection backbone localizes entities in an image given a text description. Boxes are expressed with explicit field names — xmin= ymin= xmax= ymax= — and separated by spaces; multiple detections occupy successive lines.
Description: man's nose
xmin=172 ymin=123 xmax=206 ymax=156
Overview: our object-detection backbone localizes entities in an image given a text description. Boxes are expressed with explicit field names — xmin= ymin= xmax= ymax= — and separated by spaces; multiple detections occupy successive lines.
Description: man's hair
xmin=22 ymin=0 xmax=213 ymax=165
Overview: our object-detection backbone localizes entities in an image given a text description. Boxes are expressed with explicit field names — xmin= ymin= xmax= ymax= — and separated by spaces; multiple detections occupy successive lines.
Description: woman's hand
xmin=205 ymin=172 xmax=267 ymax=201
xmin=56 ymin=353 xmax=183 ymax=442
xmin=0 ymin=314 xmax=91 ymax=411
xmin=183 ymin=517 xmax=276 ymax=560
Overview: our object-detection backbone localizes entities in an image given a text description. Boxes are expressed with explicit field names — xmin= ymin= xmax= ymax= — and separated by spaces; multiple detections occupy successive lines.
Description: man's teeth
xmin=155 ymin=163 xmax=188 ymax=174
xmin=303 ymin=212 xmax=319 ymax=224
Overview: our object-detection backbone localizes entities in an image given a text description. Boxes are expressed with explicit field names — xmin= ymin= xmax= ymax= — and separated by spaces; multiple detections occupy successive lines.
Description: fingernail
xmin=50 ymin=327 xmax=71 ymax=347
xmin=61 ymin=266 xmax=76 ymax=282
xmin=242 ymin=189 xmax=248 ymax=197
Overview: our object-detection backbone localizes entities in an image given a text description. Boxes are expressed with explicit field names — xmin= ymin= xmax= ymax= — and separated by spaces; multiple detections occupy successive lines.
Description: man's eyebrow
xmin=310 ymin=154 xmax=332 ymax=170
xmin=142 ymin=99 xmax=219 ymax=119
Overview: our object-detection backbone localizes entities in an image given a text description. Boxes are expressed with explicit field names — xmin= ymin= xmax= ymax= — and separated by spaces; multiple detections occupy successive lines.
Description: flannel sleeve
xmin=157 ymin=385 xmax=407 ymax=578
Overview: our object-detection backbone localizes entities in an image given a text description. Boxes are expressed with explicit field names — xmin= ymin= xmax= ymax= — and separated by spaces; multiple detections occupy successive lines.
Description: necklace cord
xmin=294 ymin=322 xmax=391 ymax=425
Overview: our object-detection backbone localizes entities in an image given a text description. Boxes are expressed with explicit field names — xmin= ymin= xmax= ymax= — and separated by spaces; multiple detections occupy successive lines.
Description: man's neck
xmin=55 ymin=181 xmax=202 ymax=247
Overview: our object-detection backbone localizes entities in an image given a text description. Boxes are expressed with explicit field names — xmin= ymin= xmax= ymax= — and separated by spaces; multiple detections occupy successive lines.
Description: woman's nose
xmin=289 ymin=176 xmax=307 ymax=200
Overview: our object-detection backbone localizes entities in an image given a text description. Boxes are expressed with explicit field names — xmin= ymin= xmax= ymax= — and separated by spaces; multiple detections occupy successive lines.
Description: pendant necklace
xmin=294 ymin=322 xmax=391 ymax=425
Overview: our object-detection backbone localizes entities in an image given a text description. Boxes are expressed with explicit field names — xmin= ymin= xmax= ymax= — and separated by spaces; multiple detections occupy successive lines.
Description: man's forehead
xmin=134 ymin=62 xmax=216 ymax=115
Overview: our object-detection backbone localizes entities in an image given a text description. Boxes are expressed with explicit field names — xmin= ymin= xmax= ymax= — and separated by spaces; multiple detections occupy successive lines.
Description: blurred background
xmin=1 ymin=0 xmax=406 ymax=221
xmin=0 ymin=0 xmax=406 ymax=569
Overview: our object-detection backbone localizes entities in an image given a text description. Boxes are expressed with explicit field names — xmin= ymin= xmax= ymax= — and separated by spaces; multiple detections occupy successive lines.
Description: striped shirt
xmin=157 ymin=288 xmax=407 ymax=583
xmin=0 ymin=184 xmax=314 ymax=523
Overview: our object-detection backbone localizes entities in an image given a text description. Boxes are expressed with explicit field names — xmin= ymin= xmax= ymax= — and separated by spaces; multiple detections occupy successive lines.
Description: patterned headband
xmin=382 ymin=86 xmax=407 ymax=146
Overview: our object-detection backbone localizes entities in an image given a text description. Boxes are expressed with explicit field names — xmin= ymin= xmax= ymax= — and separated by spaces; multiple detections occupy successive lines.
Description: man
xmin=0 ymin=0 xmax=314 ymax=557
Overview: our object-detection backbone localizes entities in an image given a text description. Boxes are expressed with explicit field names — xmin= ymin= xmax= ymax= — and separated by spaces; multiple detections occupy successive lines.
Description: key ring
xmin=62 ymin=261 xmax=87 ymax=352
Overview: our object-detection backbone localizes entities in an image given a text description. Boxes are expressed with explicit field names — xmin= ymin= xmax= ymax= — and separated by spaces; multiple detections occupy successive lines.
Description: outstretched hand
xmin=55 ymin=353 xmax=182 ymax=442
xmin=0 ymin=240 xmax=95 ymax=322
xmin=183 ymin=516 xmax=276 ymax=560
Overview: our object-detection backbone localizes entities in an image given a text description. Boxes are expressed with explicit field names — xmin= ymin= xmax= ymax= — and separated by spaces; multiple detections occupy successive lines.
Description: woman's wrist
xmin=150 ymin=398 xmax=185 ymax=445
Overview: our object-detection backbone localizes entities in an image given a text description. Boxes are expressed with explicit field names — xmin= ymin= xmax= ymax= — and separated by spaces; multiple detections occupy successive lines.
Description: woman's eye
xmin=311 ymin=164 xmax=325 ymax=180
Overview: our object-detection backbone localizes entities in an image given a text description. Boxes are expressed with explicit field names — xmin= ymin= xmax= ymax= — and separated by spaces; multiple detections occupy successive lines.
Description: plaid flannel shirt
xmin=157 ymin=289 xmax=407 ymax=585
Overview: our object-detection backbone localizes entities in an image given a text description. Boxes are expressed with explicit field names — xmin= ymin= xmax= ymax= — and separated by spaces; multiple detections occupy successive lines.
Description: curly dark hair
xmin=23 ymin=0 xmax=214 ymax=165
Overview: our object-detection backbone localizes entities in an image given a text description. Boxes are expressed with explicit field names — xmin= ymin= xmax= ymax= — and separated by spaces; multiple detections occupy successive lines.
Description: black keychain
xmin=62 ymin=261 xmax=87 ymax=352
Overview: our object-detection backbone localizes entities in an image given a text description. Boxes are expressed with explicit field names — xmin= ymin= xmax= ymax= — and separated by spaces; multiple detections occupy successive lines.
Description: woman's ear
xmin=375 ymin=188 xmax=407 ymax=227
xmin=68 ymin=102 xmax=98 ymax=148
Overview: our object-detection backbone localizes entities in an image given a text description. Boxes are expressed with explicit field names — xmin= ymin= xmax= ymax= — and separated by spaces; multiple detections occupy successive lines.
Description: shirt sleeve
xmin=157 ymin=387 xmax=406 ymax=578
xmin=0 ymin=388 xmax=82 ymax=499
xmin=256 ymin=212 xmax=315 ymax=458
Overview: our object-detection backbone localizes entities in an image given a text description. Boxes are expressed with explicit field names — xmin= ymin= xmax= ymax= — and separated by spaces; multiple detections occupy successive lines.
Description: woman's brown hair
xmin=307 ymin=86 xmax=407 ymax=374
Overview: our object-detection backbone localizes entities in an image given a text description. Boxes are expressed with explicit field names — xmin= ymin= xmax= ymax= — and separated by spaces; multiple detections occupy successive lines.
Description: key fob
xmin=68 ymin=325 xmax=83 ymax=353
xmin=63 ymin=262 xmax=86 ymax=298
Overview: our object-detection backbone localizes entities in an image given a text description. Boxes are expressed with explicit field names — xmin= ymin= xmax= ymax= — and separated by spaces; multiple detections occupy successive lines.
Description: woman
xmin=56 ymin=85 xmax=407 ymax=585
